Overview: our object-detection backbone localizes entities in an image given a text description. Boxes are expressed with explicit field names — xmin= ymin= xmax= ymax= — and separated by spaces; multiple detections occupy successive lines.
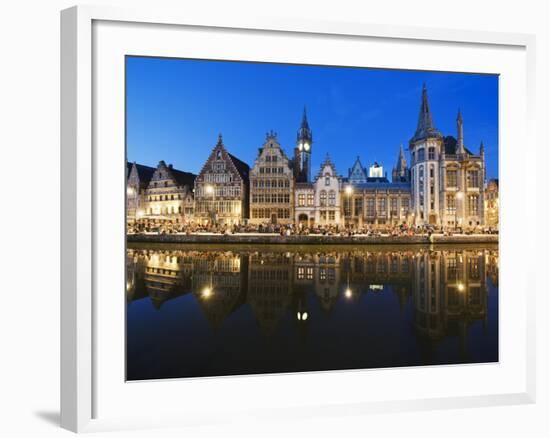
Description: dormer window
xmin=325 ymin=176 xmax=330 ymax=186
xmin=217 ymin=150 xmax=222 ymax=159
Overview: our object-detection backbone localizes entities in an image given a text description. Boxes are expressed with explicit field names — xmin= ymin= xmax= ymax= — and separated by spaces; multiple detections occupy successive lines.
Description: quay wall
xmin=127 ymin=233 xmax=498 ymax=245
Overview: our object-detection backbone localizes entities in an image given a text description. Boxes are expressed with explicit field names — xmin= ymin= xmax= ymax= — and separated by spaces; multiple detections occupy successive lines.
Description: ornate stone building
xmin=484 ymin=177 xmax=499 ymax=229
xmin=313 ymin=156 xmax=342 ymax=226
xmin=126 ymin=162 xmax=156 ymax=224
xmin=342 ymin=149 xmax=412 ymax=228
xmin=249 ymin=132 xmax=294 ymax=225
xmin=294 ymin=155 xmax=342 ymax=227
xmin=294 ymin=182 xmax=315 ymax=227
xmin=141 ymin=161 xmax=196 ymax=225
xmin=409 ymin=85 xmax=485 ymax=228
xmin=194 ymin=135 xmax=250 ymax=225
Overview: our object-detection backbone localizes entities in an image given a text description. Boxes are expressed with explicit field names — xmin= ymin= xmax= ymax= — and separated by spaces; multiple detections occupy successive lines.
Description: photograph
xmin=125 ymin=56 xmax=499 ymax=381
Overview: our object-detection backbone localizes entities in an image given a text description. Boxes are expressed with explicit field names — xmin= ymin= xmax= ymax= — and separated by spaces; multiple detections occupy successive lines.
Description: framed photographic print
xmin=61 ymin=5 xmax=536 ymax=433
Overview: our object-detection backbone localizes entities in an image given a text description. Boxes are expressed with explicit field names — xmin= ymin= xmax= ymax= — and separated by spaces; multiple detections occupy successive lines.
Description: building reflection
xmin=127 ymin=245 xmax=498 ymax=344
xmin=248 ymin=252 xmax=293 ymax=334
xmin=192 ymin=251 xmax=248 ymax=329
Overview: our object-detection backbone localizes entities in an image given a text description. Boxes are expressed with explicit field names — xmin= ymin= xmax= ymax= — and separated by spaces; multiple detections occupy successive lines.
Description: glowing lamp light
xmin=457 ymin=283 xmax=465 ymax=292
xmin=202 ymin=287 xmax=212 ymax=298
xmin=345 ymin=186 xmax=353 ymax=196
xmin=302 ymin=312 xmax=308 ymax=321
xmin=205 ymin=185 xmax=214 ymax=194
xmin=456 ymin=192 xmax=464 ymax=200
xmin=345 ymin=288 xmax=352 ymax=299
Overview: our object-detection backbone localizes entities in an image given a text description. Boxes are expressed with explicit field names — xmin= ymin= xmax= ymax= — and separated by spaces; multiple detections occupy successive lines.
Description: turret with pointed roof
xmin=410 ymin=83 xmax=442 ymax=144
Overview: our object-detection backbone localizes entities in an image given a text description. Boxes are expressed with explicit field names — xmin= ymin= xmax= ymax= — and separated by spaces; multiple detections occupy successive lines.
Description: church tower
xmin=294 ymin=107 xmax=313 ymax=183
xmin=392 ymin=144 xmax=410 ymax=182
xmin=409 ymin=84 xmax=444 ymax=226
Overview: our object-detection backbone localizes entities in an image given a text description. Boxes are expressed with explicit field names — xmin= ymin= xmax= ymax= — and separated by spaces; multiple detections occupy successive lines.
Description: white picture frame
xmin=60 ymin=4 xmax=537 ymax=433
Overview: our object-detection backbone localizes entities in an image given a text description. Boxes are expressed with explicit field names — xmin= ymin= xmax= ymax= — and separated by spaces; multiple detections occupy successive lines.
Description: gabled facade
xmin=194 ymin=135 xmax=250 ymax=225
xmin=142 ymin=160 xmax=196 ymax=224
xmin=249 ymin=132 xmax=294 ymax=225
xmin=313 ymin=156 xmax=341 ymax=226
xmin=126 ymin=162 xmax=156 ymax=223
xmin=348 ymin=156 xmax=368 ymax=184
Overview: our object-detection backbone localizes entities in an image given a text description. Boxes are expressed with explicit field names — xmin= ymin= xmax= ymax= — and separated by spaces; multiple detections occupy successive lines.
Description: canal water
xmin=126 ymin=244 xmax=498 ymax=380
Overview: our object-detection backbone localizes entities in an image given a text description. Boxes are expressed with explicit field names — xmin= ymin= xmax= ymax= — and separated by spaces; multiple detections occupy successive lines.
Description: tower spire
xmin=295 ymin=106 xmax=313 ymax=183
xmin=456 ymin=109 xmax=465 ymax=154
xmin=297 ymin=106 xmax=312 ymax=144
xmin=410 ymin=83 xmax=442 ymax=143
xmin=392 ymin=143 xmax=409 ymax=183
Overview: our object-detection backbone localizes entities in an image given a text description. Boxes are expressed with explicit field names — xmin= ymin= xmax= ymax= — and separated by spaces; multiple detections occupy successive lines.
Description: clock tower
xmin=294 ymin=107 xmax=313 ymax=182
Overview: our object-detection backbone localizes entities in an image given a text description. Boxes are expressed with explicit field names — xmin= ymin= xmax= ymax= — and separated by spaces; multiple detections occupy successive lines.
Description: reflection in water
xmin=126 ymin=245 xmax=498 ymax=380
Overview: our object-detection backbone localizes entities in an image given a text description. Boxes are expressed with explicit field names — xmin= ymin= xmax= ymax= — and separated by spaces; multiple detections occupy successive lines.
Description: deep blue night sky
xmin=126 ymin=56 xmax=499 ymax=179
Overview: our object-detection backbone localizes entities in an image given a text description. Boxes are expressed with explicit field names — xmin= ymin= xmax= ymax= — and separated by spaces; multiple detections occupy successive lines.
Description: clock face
xmin=304 ymin=143 xmax=310 ymax=151
xmin=298 ymin=143 xmax=303 ymax=151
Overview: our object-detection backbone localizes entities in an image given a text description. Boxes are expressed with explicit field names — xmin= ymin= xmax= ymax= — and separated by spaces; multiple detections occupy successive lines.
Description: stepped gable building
xmin=313 ymin=155 xmax=342 ymax=226
xmin=293 ymin=107 xmax=313 ymax=183
xmin=127 ymin=162 xmax=156 ymax=223
xmin=194 ymin=134 xmax=250 ymax=225
xmin=294 ymin=155 xmax=342 ymax=227
xmin=409 ymin=84 xmax=485 ymax=227
xmin=249 ymin=131 xmax=294 ymax=225
xmin=142 ymin=160 xmax=196 ymax=224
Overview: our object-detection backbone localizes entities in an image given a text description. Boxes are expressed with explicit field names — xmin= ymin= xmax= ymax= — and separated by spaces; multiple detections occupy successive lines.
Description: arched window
xmin=417 ymin=148 xmax=425 ymax=161
xmin=320 ymin=190 xmax=327 ymax=207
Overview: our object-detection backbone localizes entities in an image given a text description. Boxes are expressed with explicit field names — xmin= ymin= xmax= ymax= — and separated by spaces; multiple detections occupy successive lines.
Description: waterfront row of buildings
xmin=127 ymin=247 xmax=498 ymax=339
xmin=127 ymin=85 xmax=499 ymax=229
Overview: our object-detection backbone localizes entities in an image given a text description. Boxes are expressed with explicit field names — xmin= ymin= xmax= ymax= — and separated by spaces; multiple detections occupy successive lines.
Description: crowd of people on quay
xmin=127 ymin=221 xmax=499 ymax=237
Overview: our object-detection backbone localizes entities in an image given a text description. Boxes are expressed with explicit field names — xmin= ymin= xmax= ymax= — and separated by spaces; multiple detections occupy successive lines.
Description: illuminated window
xmin=467 ymin=170 xmax=479 ymax=188
xmin=468 ymin=195 xmax=479 ymax=215
xmin=320 ymin=190 xmax=327 ymax=207
xmin=446 ymin=170 xmax=458 ymax=187
xmin=446 ymin=195 xmax=456 ymax=214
